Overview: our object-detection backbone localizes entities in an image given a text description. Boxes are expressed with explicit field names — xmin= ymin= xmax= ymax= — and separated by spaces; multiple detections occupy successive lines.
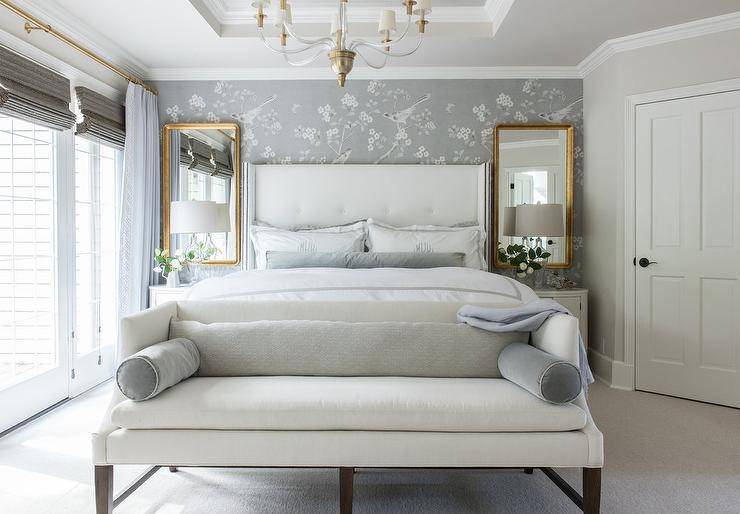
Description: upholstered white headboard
xmin=245 ymin=164 xmax=490 ymax=270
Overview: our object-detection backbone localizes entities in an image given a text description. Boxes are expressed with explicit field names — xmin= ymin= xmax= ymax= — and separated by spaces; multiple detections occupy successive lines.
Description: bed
xmin=93 ymin=163 xmax=603 ymax=514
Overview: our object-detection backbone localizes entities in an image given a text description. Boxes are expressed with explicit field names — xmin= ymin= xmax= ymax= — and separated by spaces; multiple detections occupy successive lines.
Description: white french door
xmin=70 ymin=138 xmax=120 ymax=396
xmin=0 ymin=117 xmax=70 ymax=432
xmin=635 ymin=89 xmax=740 ymax=407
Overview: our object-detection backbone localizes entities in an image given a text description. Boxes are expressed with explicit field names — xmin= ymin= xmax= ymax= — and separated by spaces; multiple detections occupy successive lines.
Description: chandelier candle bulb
xmin=274 ymin=3 xmax=291 ymax=26
xmin=378 ymin=9 xmax=397 ymax=33
xmin=416 ymin=0 xmax=432 ymax=13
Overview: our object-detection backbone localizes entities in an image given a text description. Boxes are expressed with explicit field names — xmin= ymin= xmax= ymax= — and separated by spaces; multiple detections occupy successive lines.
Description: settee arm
xmin=119 ymin=301 xmax=178 ymax=361
xmin=530 ymin=313 xmax=579 ymax=368
xmin=93 ymin=302 xmax=179 ymax=465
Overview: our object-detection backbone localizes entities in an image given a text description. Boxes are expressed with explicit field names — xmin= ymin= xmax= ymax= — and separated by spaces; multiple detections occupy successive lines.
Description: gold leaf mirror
xmin=162 ymin=123 xmax=241 ymax=265
xmin=493 ymin=124 xmax=574 ymax=269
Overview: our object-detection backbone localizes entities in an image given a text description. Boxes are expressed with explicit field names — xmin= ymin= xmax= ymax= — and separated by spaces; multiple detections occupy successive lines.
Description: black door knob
xmin=638 ymin=257 xmax=657 ymax=268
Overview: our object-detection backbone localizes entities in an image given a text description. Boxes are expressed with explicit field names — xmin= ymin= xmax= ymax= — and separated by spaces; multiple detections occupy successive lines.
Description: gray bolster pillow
xmin=116 ymin=338 xmax=200 ymax=401
xmin=498 ymin=343 xmax=581 ymax=404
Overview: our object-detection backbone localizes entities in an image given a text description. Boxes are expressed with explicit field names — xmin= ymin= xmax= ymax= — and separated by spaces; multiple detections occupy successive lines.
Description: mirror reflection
xmin=494 ymin=125 xmax=573 ymax=268
xmin=163 ymin=123 xmax=241 ymax=265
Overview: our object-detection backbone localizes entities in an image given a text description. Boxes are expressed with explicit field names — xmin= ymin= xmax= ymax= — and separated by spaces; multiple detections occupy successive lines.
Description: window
xmin=0 ymin=115 xmax=57 ymax=389
xmin=74 ymin=137 xmax=120 ymax=366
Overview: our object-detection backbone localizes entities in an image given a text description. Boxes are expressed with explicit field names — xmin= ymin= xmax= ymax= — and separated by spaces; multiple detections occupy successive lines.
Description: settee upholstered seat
xmin=110 ymin=376 xmax=588 ymax=432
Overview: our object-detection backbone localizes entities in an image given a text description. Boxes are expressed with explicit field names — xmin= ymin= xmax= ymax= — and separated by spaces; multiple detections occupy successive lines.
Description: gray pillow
xmin=266 ymin=251 xmax=465 ymax=269
xmin=116 ymin=338 xmax=200 ymax=401
xmin=498 ymin=343 xmax=581 ymax=404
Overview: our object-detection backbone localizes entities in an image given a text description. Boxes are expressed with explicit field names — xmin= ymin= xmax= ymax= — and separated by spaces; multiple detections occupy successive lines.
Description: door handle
xmin=638 ymin=257 xmax=658 ymax=268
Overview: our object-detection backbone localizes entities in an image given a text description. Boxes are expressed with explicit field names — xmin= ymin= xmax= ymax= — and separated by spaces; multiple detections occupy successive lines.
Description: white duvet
xmin=187 ymin=267 xmax=537 ymax=306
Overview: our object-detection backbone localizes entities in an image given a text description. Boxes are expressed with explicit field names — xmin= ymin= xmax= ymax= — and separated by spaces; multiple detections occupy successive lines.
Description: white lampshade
xmin=330 ymin=13 xmax=340 ymax=35
xmin=273 ymin=3 xmax=292 ymax=26
xmin=414 ymin=0 xmax=432 ymax=15
xmin=251 ymin=0 xmax=271 ymax=8
xmin=170 ymin=200 xmax=231 ymax=234
xmin=502 ymin=207 xmax=517 ymax=237
xmin=378 ymin=9 xmax=397 ymax=33
xmin=513 ymin=203 xmax=564 ymax=237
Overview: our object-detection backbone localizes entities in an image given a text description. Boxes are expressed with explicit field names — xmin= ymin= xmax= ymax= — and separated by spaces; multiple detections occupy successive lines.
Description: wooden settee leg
xmin=169 ymin=466 xmax=178 ymax=472
xmin=340 ymin=467 xmax=354 ymax=514
xmin=95 ymin=465 xmax=113 ymax=514
xmin=583 ymin=468 xmax=601 ymax=514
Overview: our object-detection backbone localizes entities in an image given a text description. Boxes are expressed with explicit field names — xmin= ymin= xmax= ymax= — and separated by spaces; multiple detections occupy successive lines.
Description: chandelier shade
xmin=254 ymin=0 xmax=431 ymax=86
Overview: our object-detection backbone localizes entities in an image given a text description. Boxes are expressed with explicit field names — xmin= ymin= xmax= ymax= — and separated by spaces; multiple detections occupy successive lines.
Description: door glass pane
xmin=74 ymin=137 xmax=119 ymax=360
xmin=0 ymin=115 xmax=57 ymax=390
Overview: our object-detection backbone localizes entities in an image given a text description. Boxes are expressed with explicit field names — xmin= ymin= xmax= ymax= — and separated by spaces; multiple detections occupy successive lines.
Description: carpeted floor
xmin=1 ymin=381 xmax=739 ymax=513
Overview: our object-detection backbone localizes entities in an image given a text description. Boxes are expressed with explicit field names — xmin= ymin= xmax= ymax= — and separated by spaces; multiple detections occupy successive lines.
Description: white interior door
xmin=635 ymin=90 xmax=740 ymax=407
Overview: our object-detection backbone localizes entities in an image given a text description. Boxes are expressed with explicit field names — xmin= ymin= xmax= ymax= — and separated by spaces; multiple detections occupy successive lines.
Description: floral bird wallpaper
xmin=154 ymin=78 xmax=583 ymax=286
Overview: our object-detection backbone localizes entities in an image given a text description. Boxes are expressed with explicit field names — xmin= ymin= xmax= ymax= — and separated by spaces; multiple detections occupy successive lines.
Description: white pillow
xmin=366 ymin=219 xmax=487 ymax=269
xmin=250 ymin=221 xmax=366 ymax=269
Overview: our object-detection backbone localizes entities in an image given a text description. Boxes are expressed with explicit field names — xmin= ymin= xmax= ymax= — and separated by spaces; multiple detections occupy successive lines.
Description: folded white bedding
xmin=186 ymin=267 xmax=537 ymax=305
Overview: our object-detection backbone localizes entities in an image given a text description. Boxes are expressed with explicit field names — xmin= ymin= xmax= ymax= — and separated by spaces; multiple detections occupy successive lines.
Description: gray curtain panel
xmin=118 ymin=83 xmax=160 ymax=317
xmin=0 ymin=45 xmax=76 ymax=130
xmin=75 ymin=86 xmax=126 ymax=149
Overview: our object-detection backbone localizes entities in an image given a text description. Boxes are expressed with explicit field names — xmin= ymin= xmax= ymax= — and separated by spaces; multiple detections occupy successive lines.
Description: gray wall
xmin=154 ymin=78 xmax=583 ymax=286
xmin=583 ymin=28 xmax=740 ymax=378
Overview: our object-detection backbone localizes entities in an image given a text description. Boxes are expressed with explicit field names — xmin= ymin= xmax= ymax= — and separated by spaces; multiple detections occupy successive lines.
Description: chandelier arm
xmin=282 ymin=46 xmax=331 ymax=66
xmin=354 ymin=48 xmax=389 ymax=70
xmin=349 ymin=16 xmax=413 ymax=51
xmin=352 ymin=34 xmax=424 ymax=58
xmin=282 ymin=22 xmax=335 ymax=47
xmin=258 ymin=29 xmax=332 ymax=55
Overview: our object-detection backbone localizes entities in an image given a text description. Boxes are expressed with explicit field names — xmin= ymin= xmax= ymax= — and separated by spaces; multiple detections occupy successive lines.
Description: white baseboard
xmin=610 ymin=360 xmax=635 ymax=390
xmin=587 ymin=349 xmax=634 ymax=390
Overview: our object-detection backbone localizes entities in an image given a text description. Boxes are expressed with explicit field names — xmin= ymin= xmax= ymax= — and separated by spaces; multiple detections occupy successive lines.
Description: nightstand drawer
xmin=535 ymin=288 xmax=588 ymax=347
xmin=550 ymin=296 xmax=581 ymax=318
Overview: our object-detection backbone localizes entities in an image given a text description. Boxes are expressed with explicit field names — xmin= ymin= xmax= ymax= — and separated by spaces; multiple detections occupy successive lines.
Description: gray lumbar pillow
xmin=266 ymin=251 xmax=465 ymax=269
xmin=116 ymin=338 xmax=200 ymax=401
xmin=498 ymin=343 xmax=581 ymax=404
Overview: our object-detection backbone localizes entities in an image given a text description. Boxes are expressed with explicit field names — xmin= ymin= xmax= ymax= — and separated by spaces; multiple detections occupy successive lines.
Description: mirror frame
xmin=162 ymin=122 xmax=242 ymax=266
xmin=492 ymin=124 xmax=574 ymax=269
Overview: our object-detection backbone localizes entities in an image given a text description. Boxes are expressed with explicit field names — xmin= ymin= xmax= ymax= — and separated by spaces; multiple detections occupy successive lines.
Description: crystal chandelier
xmin=253 ymin=0 xmax=432 ymax=87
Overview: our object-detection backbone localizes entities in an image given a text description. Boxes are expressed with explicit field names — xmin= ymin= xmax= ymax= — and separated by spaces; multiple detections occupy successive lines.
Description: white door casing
xmin=635 ymin=90 xmax=740 ymax=407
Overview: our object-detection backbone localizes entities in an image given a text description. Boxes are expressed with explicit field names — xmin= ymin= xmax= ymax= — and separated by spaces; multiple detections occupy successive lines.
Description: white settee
xmin=93 ymin=301 xmax=604 ymax=514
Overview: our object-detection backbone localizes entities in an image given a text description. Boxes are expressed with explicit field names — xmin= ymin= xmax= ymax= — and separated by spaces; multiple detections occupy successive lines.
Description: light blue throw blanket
xmin=457 ymin=299 xmax=594 ymax=391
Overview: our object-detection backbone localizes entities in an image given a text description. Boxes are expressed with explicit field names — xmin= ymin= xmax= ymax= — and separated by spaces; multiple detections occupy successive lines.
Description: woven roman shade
xmin=0 ymin=46 xmax=76 ymax=130
xmin=75 ymin=86 xmax=125 ymax=148
xmin=179 ymin=135 xmax=233 ymax=179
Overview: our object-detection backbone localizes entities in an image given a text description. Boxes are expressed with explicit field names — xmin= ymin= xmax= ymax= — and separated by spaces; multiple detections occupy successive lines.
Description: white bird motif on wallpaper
xmin=231 ymin=94 xmax=277 ymax=125
xmin=332 ymin=148 xmax=353 ymax=164
xmin=382 ymin=94 xmax=431 ymax=124
xmin=537 ymin=97 xmax=583 ymax=123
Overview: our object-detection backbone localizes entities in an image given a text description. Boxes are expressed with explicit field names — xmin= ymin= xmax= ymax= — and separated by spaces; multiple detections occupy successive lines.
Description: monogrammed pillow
xmin=366 ymin=219 xmax=486 ymax=269
xmin=250 ymin=221 xmax=366 ymax=269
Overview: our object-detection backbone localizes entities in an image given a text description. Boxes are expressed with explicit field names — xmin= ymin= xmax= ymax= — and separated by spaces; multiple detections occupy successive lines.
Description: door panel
xmin=636 ymin=90 xmax=740 ymax=407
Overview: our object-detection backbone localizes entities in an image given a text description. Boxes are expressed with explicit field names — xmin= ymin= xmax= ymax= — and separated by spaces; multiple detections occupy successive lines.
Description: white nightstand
xmin=534 ymin=288 xmax=588 ymax=347
xmin=149 ymin=284 xmax=191 ymax=307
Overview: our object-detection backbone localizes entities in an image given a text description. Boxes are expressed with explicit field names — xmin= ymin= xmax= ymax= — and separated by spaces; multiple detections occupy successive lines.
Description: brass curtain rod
xmin=0 ymin=0 xmax=157 ymax=95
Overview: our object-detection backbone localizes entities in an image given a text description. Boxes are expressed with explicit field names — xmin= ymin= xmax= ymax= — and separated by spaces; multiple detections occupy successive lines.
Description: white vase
xmin=165 ymin=272 xmax=180 ymax=288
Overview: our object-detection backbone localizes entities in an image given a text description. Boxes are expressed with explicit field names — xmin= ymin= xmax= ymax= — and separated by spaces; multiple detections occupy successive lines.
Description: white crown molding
xmin=146 ymin=65 xmax=581 ymax=81
xmin=485 ymin=0 xmax=516 ymax=37
xmin=0 ymin=29 xmax=123 ymax=102
xmin=8 ymin=0 xmax=149 ymax=78
xmin=578 ymin=11 xmax=740 ymax=78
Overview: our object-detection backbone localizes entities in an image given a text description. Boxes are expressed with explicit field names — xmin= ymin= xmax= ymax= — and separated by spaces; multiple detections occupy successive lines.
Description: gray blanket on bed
xmin=457 ymin=299 xmax=594 ymax=391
